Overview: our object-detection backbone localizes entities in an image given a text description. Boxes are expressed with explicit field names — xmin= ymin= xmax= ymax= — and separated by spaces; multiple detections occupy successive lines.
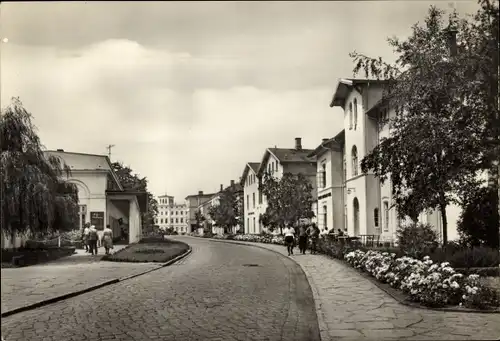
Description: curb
xmin=1 ymin=246 xmax=192 ymax=318
xmin=191 ymin=237 xmax=500 ymax=314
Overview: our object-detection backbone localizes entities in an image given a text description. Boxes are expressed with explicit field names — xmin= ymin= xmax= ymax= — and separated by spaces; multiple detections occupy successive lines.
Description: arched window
xmin=353 ymin=198 xmax=360 ymax=236
xmin=353 ymin=98 xmax=358 ymax=130
xmin=351 ymin=145 xmax=358 ymax=176
xmin=349 ymin=102 xmax=353 ymax=129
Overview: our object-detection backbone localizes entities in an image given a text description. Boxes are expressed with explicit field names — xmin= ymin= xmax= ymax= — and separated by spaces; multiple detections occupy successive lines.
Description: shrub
xmin=396 ymin=222 xmax=439 ymax=259
xmin=425 ymin=246 xmax=499 ymax=268
xmin=458 ymin=186 xmax=499 ymax=249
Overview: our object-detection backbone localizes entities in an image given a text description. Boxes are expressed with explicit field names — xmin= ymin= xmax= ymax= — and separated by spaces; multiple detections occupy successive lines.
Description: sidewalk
xmin=1 ymin=245 xmax=161 ymax=315
xmin=207 ymin=238 xmax=500 ymax=340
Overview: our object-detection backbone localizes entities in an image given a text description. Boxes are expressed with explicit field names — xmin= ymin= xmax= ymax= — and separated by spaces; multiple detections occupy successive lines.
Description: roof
xmin=157 ymin=194 xmax=174 ymax=198
xmin=240 ymin=162 xmax=260 ymax=186
xmin=45 ymin=150 xmax=122 ymax=191
xmin=185 ymin=193 xmax=217 ymax=200
xmin=329 ymin=78 xmax=387 ymax=108
xmin=308 ymin=138 xmax=343 ymax=157
xmin=257 ymin=148 xmax=316 ymax=177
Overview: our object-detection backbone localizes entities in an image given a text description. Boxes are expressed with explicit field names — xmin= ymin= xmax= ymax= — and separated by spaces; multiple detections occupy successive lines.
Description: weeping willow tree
xmin=1 ymin=97 xmax=79 ymax=243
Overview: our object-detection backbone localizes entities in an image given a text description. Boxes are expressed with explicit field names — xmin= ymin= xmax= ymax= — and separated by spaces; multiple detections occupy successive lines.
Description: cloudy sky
xmin=1 ymin=1 xmax=478 ymax=201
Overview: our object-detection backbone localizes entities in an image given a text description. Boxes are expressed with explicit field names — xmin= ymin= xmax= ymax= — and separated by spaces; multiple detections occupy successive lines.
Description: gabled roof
xmin=308 ymin=137 xmax=343 ymax=157
xmin=257 ymin=148 xmax=316 ymax=177
xmin=45 ymin=150 xmax=123 ymax=191
xmin=329 ymin=78 xmax=387 ymax=108
xmin=240 ymin=162 xmax=260 ymax=186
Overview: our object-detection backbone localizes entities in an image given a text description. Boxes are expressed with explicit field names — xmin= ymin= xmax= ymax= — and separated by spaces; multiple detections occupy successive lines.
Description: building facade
xmin=327 ymin=78 xmax=463 ymax=243
xmin=185 ymin=191 xmax=216 ymax=233
xmin=2 ymin=150 xmax=146 ymax=249
xmin=241 ymin=137 xmax=318 ymax=234
xmin=155 ymin=194 xmax=188 ymax=233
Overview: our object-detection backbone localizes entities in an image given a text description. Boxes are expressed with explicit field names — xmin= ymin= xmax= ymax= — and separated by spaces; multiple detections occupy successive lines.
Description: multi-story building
xmin=198 ymin=180 xmax=244 ymax=235
xmin=308 ymin=137 xmax=345 ymax=234
xmin=241 ymin=137 xmax=317 ymax=234
xmin=326 ymin=78 xmax=463 ymax=243
xmin=155 ymin=194 xmax=188 ymax=233
xmin=185 ymin=191 xmax=216 ymax=233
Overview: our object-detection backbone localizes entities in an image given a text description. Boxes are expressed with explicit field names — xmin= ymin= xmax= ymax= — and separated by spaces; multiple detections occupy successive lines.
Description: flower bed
xmin=344 ymin=249 xmax=499 ymax=309
xmin=102 ymin=238 xmax=189 ymax=263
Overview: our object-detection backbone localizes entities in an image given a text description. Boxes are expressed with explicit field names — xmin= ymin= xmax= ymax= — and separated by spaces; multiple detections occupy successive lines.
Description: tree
xmin=194 ymin=209 xmax=205 ymax=231
xmin=457 ymin=186 xmax=499 ymax=248
xmin=258 ymin=172 xmax=315 ymax=233
xmin=1 ymin=98 xmax=79 ymax=240
xmin=110 ymin=162 xmax=158 ymax=228
xmin=208 ymin=188 xmax=239 ymax=234
xmin=351 ymin=4 xmax=497 ymax=245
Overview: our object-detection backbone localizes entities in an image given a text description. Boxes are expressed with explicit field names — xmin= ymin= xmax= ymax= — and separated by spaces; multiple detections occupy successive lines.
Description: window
xmin=349 ymin=102 xmax=353 ymax=129
xmin=271 ymin=162 xmax=274 ymax=173
xmin=246 ymin=195 xmax=249 ymax=210
xmin=259 ymin=190 xmax=263 ymax=204
xmin=176 ymin=218 xmax=178 ymax=223
xmin=253 ymin=217 xmax=256 ymax=233
xmin=171 ymin=218 xmax=174 ymax=223
xmin=383 ymin=201 xmax=389 ymax=232
xmin=275 ymin=161 xmax=278 ymax=172
xmin=343 ymin=154 xmax=347 ymax=181
xmin=351 ymin=145 xmax=358 ymax=176
xmin=161 ymin=218 xmax=164 ymax=224
xmin=323 ymin=205 xmax=328 ymax=230
xmin=353 ymin=98 xmax=358 ymax=130
xmin=252 ymin=193 xmax=255 ymax=208
xmin=175 ymin=211 xmax=178 ymax=215
xmin=247 ymin=218 xmax=250 ymax=233
xmin=353 ymin=198 xmax=360 ymax=236
xmin=78 ymin=205 xmax=87 ymax=230
xmin=180 ymin=218 xmax=183 ymax=223
xmin=374 ymin=208 xmax=379 ymax=228
xmin=322 ymin=163 xmax=327 ymax=188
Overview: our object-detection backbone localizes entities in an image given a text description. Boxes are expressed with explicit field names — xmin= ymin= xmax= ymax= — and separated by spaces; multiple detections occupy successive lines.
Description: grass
xmin=102 ymin=237 xmax=189 ymax=263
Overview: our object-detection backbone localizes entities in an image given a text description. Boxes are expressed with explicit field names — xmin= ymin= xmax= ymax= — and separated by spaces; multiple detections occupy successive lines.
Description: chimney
xmin=295 ymin=137 xmax=302 ymax=150
xmin=220 ymin=184 xmax=223 ymax=192
xmin=198 ymin=191 xmax=203 ymax=196
xmin=57 ymin=149 xmax=64 ymax=152
xmin=447 ymin=27 xmax=458 ymax=57
xmin=230 ymin=180 xmax=235 ymax=187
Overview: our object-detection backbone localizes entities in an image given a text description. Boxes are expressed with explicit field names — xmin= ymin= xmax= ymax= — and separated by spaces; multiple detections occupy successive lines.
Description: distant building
xmin=155 ymin=194 xmax=188 ymax=233
xmin=185 ymin=191 xmax=216 ymax=233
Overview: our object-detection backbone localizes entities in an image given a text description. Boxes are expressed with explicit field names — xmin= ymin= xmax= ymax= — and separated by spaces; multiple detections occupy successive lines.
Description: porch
xmin=106 ymin=191 xmax=148 ymax=245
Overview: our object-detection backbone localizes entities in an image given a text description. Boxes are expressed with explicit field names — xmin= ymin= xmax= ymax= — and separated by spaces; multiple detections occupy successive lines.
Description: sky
xmin=1 ymin=1 xmax=479 ymax=202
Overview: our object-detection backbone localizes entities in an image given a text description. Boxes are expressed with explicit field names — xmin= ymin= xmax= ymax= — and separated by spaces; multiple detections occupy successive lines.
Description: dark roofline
xmin=256 ymin=148 xmax=316 ymax=177
xmin=46 ymin=150 xmax=123 ymax=191
xmin=184 ymin=193 xmax=217 ymax=200
xmin=308 ymin=138 xmax=343 ymax=157
xmin=329 ymin=78 xmax=388 ymax=108
xmin=240 ymin=162 xmax=260 ymax=186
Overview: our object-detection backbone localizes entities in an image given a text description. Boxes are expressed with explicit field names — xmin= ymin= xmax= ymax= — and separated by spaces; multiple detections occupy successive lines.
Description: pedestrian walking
xmin=307 ymin=223 xmax=320 ymax=254
xmin=283 ymin=225 xmax=296 ymax=256
xmin=88 ymin=225 xmax=99 ymax=255
xmin=298 ymin=224 xmax=308 ymax=254
xmin=82 ymin=223 xmax=90 ymax=252
xmin=102 ymin=224 xmax=114 ymax=255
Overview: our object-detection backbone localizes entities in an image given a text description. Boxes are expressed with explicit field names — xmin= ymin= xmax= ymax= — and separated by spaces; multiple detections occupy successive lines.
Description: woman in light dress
xmin=102 ymin=224 xmax=114 ymax=255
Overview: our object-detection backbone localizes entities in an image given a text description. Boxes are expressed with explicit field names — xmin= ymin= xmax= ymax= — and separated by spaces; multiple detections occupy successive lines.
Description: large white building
xmin=314 ymin=78 xmax=464 ymax=244
xmin=241 ymin=137 xmax=317 ymax=234
xmin=2 ymin=150 xmax=146 ymax=248
xmin=155 ymin=194 xmax=188 ymax=233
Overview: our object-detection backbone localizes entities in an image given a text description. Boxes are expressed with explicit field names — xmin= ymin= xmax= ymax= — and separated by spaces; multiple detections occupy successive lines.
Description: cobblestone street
xmin=204 ymin=237 xmax=500 ymax=340
xmin=1 ymin=238 xmax=320 ymax=341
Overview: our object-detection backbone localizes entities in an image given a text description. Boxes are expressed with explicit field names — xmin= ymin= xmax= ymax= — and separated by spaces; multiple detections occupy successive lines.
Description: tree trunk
xmin=439 ymin=199 xmax=448 ymax=247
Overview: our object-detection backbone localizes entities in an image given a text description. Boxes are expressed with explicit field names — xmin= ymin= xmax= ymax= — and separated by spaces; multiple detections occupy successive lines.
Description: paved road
xmin=1 ymin=237 xmax=320 ymax=341
xmin=1 ymin=245 xmax=160 ymax=314
xmin=207 ymin=238 xmax=500 ymax=341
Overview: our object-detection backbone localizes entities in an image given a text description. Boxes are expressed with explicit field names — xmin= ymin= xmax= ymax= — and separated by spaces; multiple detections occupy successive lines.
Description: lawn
xmin=102 ymin=237 xmax=189 ymax=263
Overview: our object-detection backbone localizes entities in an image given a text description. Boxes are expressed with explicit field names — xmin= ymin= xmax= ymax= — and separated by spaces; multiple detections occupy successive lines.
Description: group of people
xmin=283 ymin=223 xmax=346 ymax=256
xmin=81 ymin=223 xmax=114 ymax=255
xmin=283 ymin=223 xmax=321 ymax=256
